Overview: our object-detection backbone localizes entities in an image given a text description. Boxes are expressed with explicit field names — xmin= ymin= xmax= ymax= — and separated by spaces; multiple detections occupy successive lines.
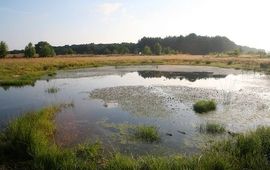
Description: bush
xmin=134 ymin=125 xmax=160 ymax=143
xmin=0 ymin=41 xmax=8 ymax=58
xmin=193 ymin=100 xmax=216 ymax=113
xmin=24 ymin=42 xmax=36 ymax=58
xmin=206 ymin=61 xmax=211 ymax=64
xmin=143 ymin=46 xmax=152 ymax=55
xmin=153 ymin=43 xmax=162 ymax=55
xmin=35 ymin=41 xmax=55 ymax=57
xmin=227 ymin=61 xmax=233 ymax=65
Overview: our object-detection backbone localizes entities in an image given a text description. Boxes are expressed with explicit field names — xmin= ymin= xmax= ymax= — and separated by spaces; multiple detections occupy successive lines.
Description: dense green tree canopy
xmin=0 ymin=41 xmax=8 ymax=58
xmin=35 ymin=41 xmax=55 ymax=57
xmin=9 ymin=34 xmax=264 ymax=56
xmin=24 ymin=42 xmax=36 ymax=58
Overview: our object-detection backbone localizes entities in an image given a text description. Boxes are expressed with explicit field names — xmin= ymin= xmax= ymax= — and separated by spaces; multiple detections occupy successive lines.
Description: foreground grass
xmin=1 ymin=54 xmax=270 ymax=87
xmin=0 ymin=107 xmax=103 ymax=169
xmin=193 ymin=100 xmax=217 ymax=113
xmin=1 ymin=107 xmax=270 ymax=169
xmin=134 ymin=125 xmax=160 ymax=143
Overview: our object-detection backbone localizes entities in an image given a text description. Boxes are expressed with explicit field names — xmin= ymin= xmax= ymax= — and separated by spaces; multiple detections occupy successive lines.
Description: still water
xmin=1 ymin=65 xmax=270 ymax=155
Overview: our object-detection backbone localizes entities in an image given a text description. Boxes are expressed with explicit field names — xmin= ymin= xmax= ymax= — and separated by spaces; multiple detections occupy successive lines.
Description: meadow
xmin=1 ymin=54 xmax=270 ymax=86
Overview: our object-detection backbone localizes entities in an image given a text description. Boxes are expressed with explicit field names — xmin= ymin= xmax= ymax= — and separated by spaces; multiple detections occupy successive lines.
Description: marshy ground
xmin=1 ymin=56 xmax=270 ymax=169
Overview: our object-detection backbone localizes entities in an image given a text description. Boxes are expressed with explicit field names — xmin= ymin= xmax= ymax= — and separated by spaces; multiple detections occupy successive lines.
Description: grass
xmin=193 ymin=99 xmax=217 ymax=113
xmin=1 ymin=54 xmax=270 ymax=87
xmin=0 ymin=106 xmax=103 ymax=169
xmin=134 ymin=125 xmax=160 ymax=143
xmin=200 ymin=123 xmax=226 ymax=134
xmin=1 ymin=106 xmax=270 ymax=169
xmin=46 ymin=87 xmax=60 ymax=93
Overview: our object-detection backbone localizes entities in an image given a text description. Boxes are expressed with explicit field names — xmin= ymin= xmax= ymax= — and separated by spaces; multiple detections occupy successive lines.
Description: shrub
xmin=193 ymin=100 xmax=216 ymax=113
xmin=227 ymin=61 xmax=233 ymax=65
xmin=0 ymin=41 xmax=8 ymax=58
xmin=24 ymin=42 xmax=36 ymax=58
xmin=35 ymin=41 xmax=55 ymax=57
xmin=153 ymin=43 xmax=162 ymax=55
xmin=143 ymin=46 xmax=152 ymax=55
xmin=134 ymin=125 xmax=160 ymax=143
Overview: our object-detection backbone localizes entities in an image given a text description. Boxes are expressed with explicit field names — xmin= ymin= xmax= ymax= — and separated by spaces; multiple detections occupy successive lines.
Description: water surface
xmin=1 ymin=65 xmax=270 ymax=155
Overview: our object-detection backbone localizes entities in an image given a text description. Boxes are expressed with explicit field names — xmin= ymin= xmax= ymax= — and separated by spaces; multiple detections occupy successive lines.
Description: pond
xmin=1 ymin=65 xmax=270 ymax=156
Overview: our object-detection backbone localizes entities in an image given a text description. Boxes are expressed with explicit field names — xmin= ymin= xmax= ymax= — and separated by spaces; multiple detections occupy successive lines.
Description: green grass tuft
xmin=134 ymin=125 xmax=160 ymax=143
xmin=200 ymin=123 xmax=226 ymax=134
xmin=193 ymin=99 xmax=216 ymax=113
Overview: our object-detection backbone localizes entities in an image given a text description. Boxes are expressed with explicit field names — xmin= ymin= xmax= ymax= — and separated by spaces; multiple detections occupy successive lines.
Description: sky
xmin=0 ymin=0 xmax=269 ymax=51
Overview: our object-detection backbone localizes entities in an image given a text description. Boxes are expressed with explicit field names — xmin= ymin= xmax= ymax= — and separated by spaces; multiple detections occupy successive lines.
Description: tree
xmin=0 ymin=41 xmax=8 ymax=58
xmin=35 ymin=41 xmax=55 ymax=57
xmin=153 ymin=43 xmax=162 ymax=55
xmin=67 ymin=48 xmax=75 ymax=55
xmin=24 ymin=42 xmax=36 ymax=58
xmin=143 ymin=46 xmax=152 ymax=55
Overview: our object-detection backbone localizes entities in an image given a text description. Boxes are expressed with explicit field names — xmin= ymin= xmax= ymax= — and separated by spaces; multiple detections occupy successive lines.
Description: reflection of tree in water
xmin=138 ymin=71 xmax=226 ymax=82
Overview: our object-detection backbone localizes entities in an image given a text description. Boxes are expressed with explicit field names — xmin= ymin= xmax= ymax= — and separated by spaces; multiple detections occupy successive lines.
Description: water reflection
xmin=138 ymin=71 xmax=227 ymax=82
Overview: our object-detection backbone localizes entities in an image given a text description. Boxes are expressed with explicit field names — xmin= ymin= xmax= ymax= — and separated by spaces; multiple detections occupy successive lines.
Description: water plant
xmin=193 ymin=99 xmax=216 ymax=113
xmin=134 ymin=125 xmax=160 ymax=143
xmin=200 ymin=123 xmax=226 ymax=134
xmin=46 ymin=87 xmax=60 ymax=93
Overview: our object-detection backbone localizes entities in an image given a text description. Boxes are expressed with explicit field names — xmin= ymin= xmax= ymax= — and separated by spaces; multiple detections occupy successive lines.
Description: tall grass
xmin=134 ymin=125 xmax=160 ymax=143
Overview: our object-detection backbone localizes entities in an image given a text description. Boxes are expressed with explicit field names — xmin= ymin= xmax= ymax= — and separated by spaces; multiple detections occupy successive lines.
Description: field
xmin=1 ymin=54 xmax=270 ymax=86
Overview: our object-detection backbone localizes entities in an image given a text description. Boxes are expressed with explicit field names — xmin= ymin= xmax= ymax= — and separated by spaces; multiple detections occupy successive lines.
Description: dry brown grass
xmin=1 ymin=54 xmax=270 ymax=86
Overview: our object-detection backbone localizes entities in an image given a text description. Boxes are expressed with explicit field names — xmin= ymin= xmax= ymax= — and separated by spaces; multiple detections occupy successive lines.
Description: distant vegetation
xmin=24 ymin=42 xmax=36 ymax=58
xmin=35 ymin=41 xmax=55 ymax=57
xmin=1 ymin=107 xmax=270 ymax=169
xmin=193 ymin=100 xmax=217 ymax=113
xmin=4 ymin=33 xmax=266 ymax=57
xmin=0 ymin=41 xmax=8 ymax=58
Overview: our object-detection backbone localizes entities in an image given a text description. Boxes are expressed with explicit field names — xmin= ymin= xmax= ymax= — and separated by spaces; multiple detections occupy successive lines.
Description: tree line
xmin=0 ymin=33 xmax=266 ymax=58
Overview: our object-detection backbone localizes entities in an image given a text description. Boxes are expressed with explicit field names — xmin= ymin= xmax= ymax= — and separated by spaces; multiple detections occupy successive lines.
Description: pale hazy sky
xmin=0 ymin=0 xmax=269 ymax=51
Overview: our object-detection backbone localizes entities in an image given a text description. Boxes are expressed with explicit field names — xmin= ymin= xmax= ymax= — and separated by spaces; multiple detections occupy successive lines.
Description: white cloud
xmin=99 ymin=2 xmax=122 ymax=15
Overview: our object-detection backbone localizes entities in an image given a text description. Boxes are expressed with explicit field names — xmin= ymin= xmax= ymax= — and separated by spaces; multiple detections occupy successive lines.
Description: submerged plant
xmin=46 ymin=87 xmax=60 ymax=93
xmin=134 ymin=125 xmax=160 ymax=143
xmin=193 ymin=100 xmax=216 ymax=113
